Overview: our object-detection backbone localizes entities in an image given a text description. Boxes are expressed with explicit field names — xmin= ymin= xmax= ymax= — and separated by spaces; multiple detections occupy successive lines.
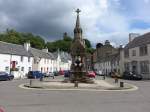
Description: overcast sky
xmin=0 ymin=0 xmax=150 ymax=47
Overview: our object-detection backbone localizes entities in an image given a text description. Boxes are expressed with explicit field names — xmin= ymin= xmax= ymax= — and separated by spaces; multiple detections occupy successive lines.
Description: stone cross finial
xmin=76 ymin=8 xmax=81 ymax=14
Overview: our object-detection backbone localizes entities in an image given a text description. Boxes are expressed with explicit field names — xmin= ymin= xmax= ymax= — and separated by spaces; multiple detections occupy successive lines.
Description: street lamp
xmin=9 ymin=48 xmax=12 ymax=74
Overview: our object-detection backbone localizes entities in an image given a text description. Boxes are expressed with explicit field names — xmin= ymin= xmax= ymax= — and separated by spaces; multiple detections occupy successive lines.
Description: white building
xmin=31 ymin=47 xmax=55 ymax=73
xmin=53 ymin=51 xmax=71 ymax=71
xmin=0 ymin=41 xmax=72 ymax=78
xmin=0 ymin=41 xmax=33 ymax=78
xmin=121 ymin=32 xmax=150 ymax=79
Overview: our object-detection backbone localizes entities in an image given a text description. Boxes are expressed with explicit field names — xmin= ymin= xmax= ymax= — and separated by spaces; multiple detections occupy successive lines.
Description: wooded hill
xmin=0 ymin=29 xmax=94 ymax=53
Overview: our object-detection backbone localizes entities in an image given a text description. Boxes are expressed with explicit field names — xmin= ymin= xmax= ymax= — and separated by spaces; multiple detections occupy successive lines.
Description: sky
xmin=0 ymin=0 xmax=150 ymax=47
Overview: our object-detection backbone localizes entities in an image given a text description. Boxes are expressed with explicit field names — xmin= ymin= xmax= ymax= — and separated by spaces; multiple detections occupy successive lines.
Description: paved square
xmin=0 ymin=77 xmax=150 ymax=112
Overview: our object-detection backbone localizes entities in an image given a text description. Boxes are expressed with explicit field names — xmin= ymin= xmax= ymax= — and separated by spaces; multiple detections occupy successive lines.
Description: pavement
xmin=21 ymin=76 xmax=137 ymax=91
xmin=0 ymin=76 xmax=150 ymax=112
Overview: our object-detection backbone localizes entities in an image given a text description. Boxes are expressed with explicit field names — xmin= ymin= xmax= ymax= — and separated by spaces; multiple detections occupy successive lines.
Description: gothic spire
xmin=75 ymin=9 xmax=81 ymax=28
xmin=74 ymin=8 xmax=82 ymax=40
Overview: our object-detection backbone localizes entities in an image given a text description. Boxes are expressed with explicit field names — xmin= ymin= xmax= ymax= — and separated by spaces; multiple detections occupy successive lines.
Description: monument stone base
xmin=70 ymin=71 xmax=94 ymax=84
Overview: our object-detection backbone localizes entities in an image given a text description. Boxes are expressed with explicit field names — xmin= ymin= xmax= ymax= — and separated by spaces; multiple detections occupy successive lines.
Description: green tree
xmin=21 ymin=33 xmax=45 ymax=49
xmin=0 ymin=29 xmax=46 ymax=50
xmin=46 ymin=33 xmax=73 ymax=53
xmin=0 ymin=29 xmax=23 ymax=44
xmin=84 ymin=39 xmax=91 ymax=48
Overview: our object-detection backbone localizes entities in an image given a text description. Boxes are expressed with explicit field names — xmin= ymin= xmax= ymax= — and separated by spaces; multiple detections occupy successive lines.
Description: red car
xmin=87 ymin=71 xmax=96 ymax=78
xmin=59 ymin=70 xmax=64 ymax=75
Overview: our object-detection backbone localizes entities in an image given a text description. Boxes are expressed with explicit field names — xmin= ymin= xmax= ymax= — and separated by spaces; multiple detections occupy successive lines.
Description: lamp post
xmin=9 ymin=48 xmax=12 ymax=74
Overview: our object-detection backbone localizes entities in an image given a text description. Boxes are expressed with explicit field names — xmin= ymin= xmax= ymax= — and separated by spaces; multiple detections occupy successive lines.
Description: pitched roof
xmin=60 ymin=52 xmax=71 ymax=63
xmin=125 ymin=32 xmax=150 ymax=49
xmin=30 ymin=48 xmax=53 ymax=59
xmin=0 ymin=41 xmax=33 ymax=57
xmin=53 ymin=51 xmax=71 ymax=62
xmin=0 ymin=41 xmax=55 ymax=59
xmin=47 ymin=52 xmax=55 ymax=60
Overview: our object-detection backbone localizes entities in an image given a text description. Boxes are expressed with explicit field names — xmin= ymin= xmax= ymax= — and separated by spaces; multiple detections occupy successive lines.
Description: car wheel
xmin=7 ymin=77 xmax=10 ymax=81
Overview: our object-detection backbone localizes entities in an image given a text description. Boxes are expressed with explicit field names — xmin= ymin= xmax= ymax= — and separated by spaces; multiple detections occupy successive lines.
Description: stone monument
xmin=70 ymin=9 xmax=93 ymax=83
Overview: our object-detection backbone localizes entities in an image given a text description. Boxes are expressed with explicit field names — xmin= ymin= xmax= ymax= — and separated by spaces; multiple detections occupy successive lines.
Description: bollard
xmin=74 ymin=81 xmax=78 ymax=88
xmin=30 ymin=79 xmax=32 ymax=87
xmin=115 ymin=78 xmax=118 ymax=83
xmin=120 ymin=82 xmax=124 ymax=87
xmin=40 ymin=76 xmax=43 ymax=81
xmin=103 ymin=75 xmax=105 ymax=80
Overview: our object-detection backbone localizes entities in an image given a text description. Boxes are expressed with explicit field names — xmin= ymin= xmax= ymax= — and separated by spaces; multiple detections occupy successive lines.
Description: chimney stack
xmin=129 ymin=33 xmax=140 ymax=43
xmin=24 ymin=42 xmax=30 ymax=51
xmin=42 ymin=47 xmax=49 ymax=53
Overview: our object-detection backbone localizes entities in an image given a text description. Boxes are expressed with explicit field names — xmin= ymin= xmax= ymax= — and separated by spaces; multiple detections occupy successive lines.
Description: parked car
xmin=49 ymin=72 xmax=55 ymax=77
xmin=0 ymin=72 xmax=14 ymax=81
xmin=87 ymin=71 xmax=96 ymax=78
xmin=59 ymin=70 xmax=64 ymax=75
xmin=95 ymin=70 xmax=104 ymax=76
xmin=43 ymin=72 xmax=54 ymax=77
xmin=27 ymin=71 xmax=44 ymax=79
xmin=43 ymin=73 xmax=49 ymax=77
xmin=64 ymin=70 xmax=70 ymax=78
xmin=53 ymin=71 xmax=59 ymax=76
xmin=122 ymin=71 xmax=142 ymax=80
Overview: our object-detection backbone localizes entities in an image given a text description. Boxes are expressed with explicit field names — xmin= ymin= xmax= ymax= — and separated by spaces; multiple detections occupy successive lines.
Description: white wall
xmin=0 ymin=53 xmax=33 ymax=78
xmin=0 ymin=54 xmax=10 ymax=72
xmin=32 ymin=58 xmax=54 ymax=73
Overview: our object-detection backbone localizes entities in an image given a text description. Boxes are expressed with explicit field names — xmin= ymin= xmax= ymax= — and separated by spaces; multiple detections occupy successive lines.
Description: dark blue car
xmin=0 ymin=72 xmax=14 ymax=81
xmin=27 ymin=71 xmax=44 ymax=79
xmin=64 ymin=70 xmax=70 ymax=78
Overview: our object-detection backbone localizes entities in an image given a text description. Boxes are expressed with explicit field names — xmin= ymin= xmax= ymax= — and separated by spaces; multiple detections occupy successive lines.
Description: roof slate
xmin=53 ymin=51 xmax=71 ymax=62
xmin=125 ymin=32 xmax=150 ymax=49
xmin=0 ymin=41 xmax=72 ymax=60
xmin=0 ymin=41 xmax=33 ymax=57
xmin=0 ymin=41 xmax=55 ymax=59
xmin=30 ymin=48 xmax=53 ymax=59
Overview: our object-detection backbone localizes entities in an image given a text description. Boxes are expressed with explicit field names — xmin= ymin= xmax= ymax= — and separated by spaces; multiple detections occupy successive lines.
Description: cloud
xmin=0 ymin=0 xmax=150 ymax=46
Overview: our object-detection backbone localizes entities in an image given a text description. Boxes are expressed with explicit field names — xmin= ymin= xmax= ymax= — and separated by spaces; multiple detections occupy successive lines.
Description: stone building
xmin=86 ymin=53 xmax=93 ymax=71
xmin=122 ymin=32 xmax=150 ymax=79
xmin=94 ymin=40 xmax=123 ymax=75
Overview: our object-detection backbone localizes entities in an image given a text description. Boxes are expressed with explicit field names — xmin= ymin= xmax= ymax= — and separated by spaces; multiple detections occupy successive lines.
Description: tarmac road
xmin=0 ymin=77 xmax=150 ymax=112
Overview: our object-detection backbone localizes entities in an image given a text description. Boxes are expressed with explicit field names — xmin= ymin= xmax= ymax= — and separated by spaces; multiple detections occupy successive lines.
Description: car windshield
xmin=0 ymin=72 xmax=6 ymax=75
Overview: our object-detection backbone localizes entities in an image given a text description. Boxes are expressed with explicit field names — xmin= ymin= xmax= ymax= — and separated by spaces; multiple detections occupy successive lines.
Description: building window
xmin=124 ymin=49 xmax=129 ymax=58
xmin=140 ymin=45 xmax=148 ymax=56
xmin=124 ymin=62 xmax=130 ymax=71
xmin=28 ymin=57 xmax=31 ymax=62
xmin=132 ymin=50 xmax=136 ymax=56
xmin=41 ymin=67 xmax=42 ymax=72
xmin=21 ymin=56 xmax=24 ymax=62
xmin=5 ymin=66 xmax=9 ymax=71
xmin=28 ymin=67 xmax=31 ymax=71
xmin=21 ymin=67 xmax=24 ymax=72
xmin=34 ymin=59 xmax=37 ymax=64
xmin=17 ymin=66 xmax=20 ymax=71
xmin=140 ymin=61 xmax=149 ymax=73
